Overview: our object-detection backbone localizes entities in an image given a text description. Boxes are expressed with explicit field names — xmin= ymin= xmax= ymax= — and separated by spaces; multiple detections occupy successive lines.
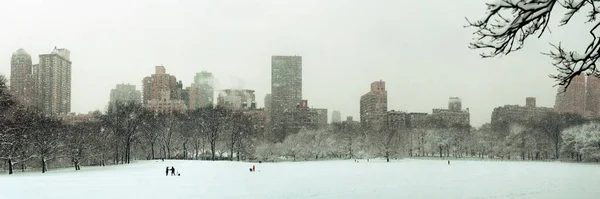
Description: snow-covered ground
xmin=1 ymin=159 xmax=599 ymax=199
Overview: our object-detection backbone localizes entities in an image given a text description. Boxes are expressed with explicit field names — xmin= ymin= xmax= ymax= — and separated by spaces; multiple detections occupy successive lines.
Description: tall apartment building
xmin=109 ymin=83 xmax=142 ymax=109
xmin=194 ymin=71 xmax=214 ymax=108
xmin=283 ymin=100 xmax=318 ymax=134
xmin=33 ymin=47 xmax=72 ymax=114
xmin=142 ymin=66 xmax=185 ymax=113
xmin=217 ymin=89 xmax=256 ymax=110
xmin=359 ymin=80 xmax=387 ymax=131
xmin=331 ymin=110 xmax=342 ymax=123
xmin=271 ymin=55 xmax=302 ymax=141
xmin=431 ymin=97 xmax=470 ymax=127
xmin=10 ymin=48 xmax=34 ymax=105
xmin=312 ymin=108 xmax=328 ymax=129
xmin=142 ymin=66 xmax=177 ymax=105
xmin=586 ymin=76 xmax=600 ymax=116
xmin=555 ymin=75 xmax=586 ymax=115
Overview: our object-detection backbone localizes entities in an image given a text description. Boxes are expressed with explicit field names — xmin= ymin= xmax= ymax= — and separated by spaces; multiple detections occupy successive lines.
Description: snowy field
xmin=1 ymin=159 xmax=599 ymax=199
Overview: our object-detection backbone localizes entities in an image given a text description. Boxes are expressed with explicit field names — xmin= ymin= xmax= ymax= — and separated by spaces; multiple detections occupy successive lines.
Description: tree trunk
xmin=41 ymin=157 xmax=47 ymax=173
xmin=439 ymin=146 xmax=443 ymax=158
xmin=211 ymin=141 xmax=216 ymax=161
xmin=8 ymin=159 xmax=13 ymax=175
xmin=151 ymin=142 xmax=155 ymax=159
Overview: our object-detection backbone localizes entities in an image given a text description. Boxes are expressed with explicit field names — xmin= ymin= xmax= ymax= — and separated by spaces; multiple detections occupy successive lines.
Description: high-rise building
xmin=142 ymin=66 xmax=178 ymax=105
xmin=586 ymin=76 xmax=600 ymax=116
xmin=283 ymin=99 xmax=318 ymax=134
xmin=10 ymin=48 xmax=34 ymax=105
xmin=109 ymin=84 xmax=142 ymax=109
xmin=359 ymin=80 xmax=387 ymax=131
xmin=217 ymin=89 xmax=256 ymax=110
xmin=194 ymin=71 xmax=214 ymax=108
xmin=431 ymin=97 xmax=470 ymax=127
xmin=186 ymin=83 xmax=202 ymax=110
xmin=331 ymin=110 xmax=342 ymax=123
xmin=264 ymin=94 xmax=272 ymax=113
xmin=448 ymin=97 xmax=462 ymax=111
xmin=555 ymin=75 xmax=586 ymax=115
xmin=271 ymin=55 xmax=302 ymax=141
xmin=526 ymin=97 xmax=536 ymax=108
xmin=312 ymin=108 xmax=328 ymax=129
xmin=33 ymin=47 xmax=72 ymax=114
xmin=142 ymin=66 xmax=185 ymax=113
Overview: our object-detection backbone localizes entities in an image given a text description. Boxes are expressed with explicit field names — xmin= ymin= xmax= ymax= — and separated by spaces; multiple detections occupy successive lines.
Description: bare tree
xmin=466 ymin=0 xmax=600 ymax=88
xmin=30 ymin=115 xmax=64 ymax=173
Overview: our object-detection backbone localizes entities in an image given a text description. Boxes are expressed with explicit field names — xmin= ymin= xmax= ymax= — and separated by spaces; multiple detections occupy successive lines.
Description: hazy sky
xmin=0 ymin=0 xmax=589 ymax=127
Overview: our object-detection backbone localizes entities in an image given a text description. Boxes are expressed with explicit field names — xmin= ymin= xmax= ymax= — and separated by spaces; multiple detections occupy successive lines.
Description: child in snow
xmin=171 ymin=166 xmax=176 ymax=176
xmin=166 ymin=167 xmax=169 ymax=176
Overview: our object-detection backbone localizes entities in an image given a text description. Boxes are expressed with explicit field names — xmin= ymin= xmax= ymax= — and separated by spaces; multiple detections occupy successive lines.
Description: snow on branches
xmin=466 ymin=0 xmax=600 ymax=88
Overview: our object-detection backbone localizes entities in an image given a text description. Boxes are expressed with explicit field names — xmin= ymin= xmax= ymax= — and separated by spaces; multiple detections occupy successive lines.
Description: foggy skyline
xmin=1 ymin=0 xmax=583 ymax=127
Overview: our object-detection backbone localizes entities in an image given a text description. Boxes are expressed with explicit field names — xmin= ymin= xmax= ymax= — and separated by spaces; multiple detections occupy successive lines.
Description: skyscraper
xmin=360 ymin=80 xmax=387 ymax=131
xmin=33 ymin=47 xmax=72 ymax=114
xmin=109 ymin=83 xmax=142 ymax=109
xmin=270 ymin=55 xmax=302 ymax=141
xmin=142 ymin=66 xmax=177 ymax=105
xmin=555 ymin=75 xmax=586 ymax=115
xmin=10 ymin=48 xmax=34 ymax=105
xmin=142 ymin=66 xmax=186 ymax=113
xmin=194 ymin=71 xmax=214 ymax=108
xmin=586 ymin=76 xmax=600 ymax=116
xmin=332 ymin=110 xmax=342 ymax=123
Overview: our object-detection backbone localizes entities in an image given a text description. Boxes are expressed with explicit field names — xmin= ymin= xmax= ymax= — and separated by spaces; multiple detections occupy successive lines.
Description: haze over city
xmin=2 ymin=0 xmax=585 ymax=127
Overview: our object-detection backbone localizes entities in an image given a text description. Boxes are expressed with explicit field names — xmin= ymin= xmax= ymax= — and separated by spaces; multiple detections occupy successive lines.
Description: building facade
xmin=217 ymin=89 xmax=256 ymax=110
xmin=312 ymin=108 xmax=328 ymax=129
xmin=331 ymin=110 xmax=342 ymax=123
xmin=586 ymin=76 xmax=600 ymax=117
xmin=283 ymin=100 xmax=318 ymax=135
xmin=109 ymin=83 xmax=142 ymax=109
xmin=359 ymin=80 xmax=387 ymax=131
xmin=10 ymin=48 xmax=34 ymax=106
xmin=430 ymin=97 xmax=470 ymax=127
xmin=270 ymin=55 xmax=302 ymax=141
xmin=34 ymin=47 xmax=72 ymax=114
xmin=555 ymin=75 xmax=586 ymax=115
xmin=142 ymin=66 xmax=178 ymax=105
xmin=194 ymin=71 xmax=214 ymax=108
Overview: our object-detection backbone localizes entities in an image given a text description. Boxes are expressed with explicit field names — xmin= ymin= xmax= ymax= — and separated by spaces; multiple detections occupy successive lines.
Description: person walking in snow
xmin=252 ymin=165 xmax=256 ymax=172
xmin=166 ymin=167 xmax=169 ymax=176
xmin=171 ymin=166 xmax=176 ymax=176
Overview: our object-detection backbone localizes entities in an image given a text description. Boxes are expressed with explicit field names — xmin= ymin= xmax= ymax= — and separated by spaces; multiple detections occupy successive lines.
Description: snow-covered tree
xmin=467 ymin=0 xmax=600 ymax=88
xmin=561 ymin=123 xmax=600 ymax=162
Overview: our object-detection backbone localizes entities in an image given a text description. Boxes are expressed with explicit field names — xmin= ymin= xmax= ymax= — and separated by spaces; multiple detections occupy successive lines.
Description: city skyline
xmin=0 ymin=0 xmax=564 ymax=126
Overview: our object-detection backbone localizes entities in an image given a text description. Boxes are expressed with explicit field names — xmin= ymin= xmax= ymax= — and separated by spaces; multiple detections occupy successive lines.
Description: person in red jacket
xmin=252 ymin=165 xmax=256 ymax=172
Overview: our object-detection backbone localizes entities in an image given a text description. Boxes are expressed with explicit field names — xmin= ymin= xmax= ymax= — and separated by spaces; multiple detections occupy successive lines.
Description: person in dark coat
xmin=171 ymin=166 xmax=175 ymax=176
xmin=166 ymin=167 xmax=169 ymax=176
xmin=448 ymin=160 xmax=450 ymax=165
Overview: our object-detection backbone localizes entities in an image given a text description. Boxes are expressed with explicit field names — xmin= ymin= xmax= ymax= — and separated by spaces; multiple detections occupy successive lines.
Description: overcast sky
xmin=0 ymin=0 xmax=590 ymax=127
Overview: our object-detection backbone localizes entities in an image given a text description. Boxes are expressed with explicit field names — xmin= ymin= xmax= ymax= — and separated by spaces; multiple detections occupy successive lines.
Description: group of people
xmin=166 ymin=166 xmax=179 ymax=176
xmin=249 ymin=165 xmax=257 ymax=172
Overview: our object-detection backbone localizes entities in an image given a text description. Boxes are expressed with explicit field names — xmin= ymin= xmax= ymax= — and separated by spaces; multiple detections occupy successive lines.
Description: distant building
xmin=492 ymin=97 xmax=554 ymax=132
xmin=386 ymin=110 xmax=408 ymax=129
xmin=142 ymin=66 xmax=178 ymax=105
xmin=430 ymin=97 xmax=470 ymax=127
xmin=217 ymin=89 xmax=256 ymax=110
xmin=270 ymin=55 xmax=302 ymax=141
xmin=34 ymin=47 xmax=72 ymax=114
xmin=312 ymin=108 xmax=328 ymax=129
xmin=331 ymin=110 xmax=342 ymax=123
xmin=10 ymin=48 xmax=34 ymax=106
xmin=146 ymin=90 xmax=186 ymax=114
xmin=244 ymin=108 xmax=268 ymax=140
xmin=555 ymin=75 xmax=586 ymax=116
xmin=360 ymin=80 xmax=387 ymax=131
xmin=58 ymin=112 xmax=97 ymax=124
xmin=283 ymin=100 xmax=318 ymax=135
xmin=194 ymin=71 xmax=214 ymax=108
xmin=109 ymin=83 xmax=142 ymax=109
xmin=526 ymin=97 xmax=536 ymax=108
xmin=407 ymin=112 xmax=429 ymax=129
xmin=142 ymin=66 xmax=185 ymax=113
xmin=586 ymin=76 xmax=600 ymax=117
